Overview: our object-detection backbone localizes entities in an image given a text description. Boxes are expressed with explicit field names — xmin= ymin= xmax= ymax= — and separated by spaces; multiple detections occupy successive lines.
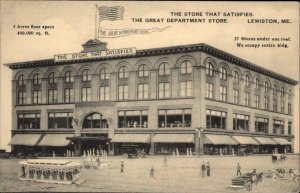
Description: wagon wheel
xmin=245 ymin=182 xmax=252 ymax=191
xmin=137 ymin=153 xmax=144 ymax=159
xmin=253 ymin=179 xmax=258 ymax=185
xmin=123 ymin=153 xmax=128 ymax=159
xmin=272 ymin=174 xmax=278 ymax=181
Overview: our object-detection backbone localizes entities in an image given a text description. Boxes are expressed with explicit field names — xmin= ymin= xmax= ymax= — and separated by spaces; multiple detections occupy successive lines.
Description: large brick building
xmin=6 ymin=40 xmax=298 ymax=156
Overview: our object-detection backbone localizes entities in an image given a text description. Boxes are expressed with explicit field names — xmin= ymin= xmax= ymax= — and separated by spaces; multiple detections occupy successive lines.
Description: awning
xmin=232 ymin=136 xmax=259 ymax=145
xmin=254 ymin=137 xmax=278 ymax=145
xmin=272 ymin=138 xmax=292 ymax=145
xmin=38 ymin=134 xmax=74 ymax=147
xmin=9 ymin=134 xmax=42 ymax=146
xmin=152 ymin=134 xmax=194 ymax=143
xmin=204 ymin=134 xmax=238 ymax=145
xmin=111 ymin=134 xmax=150 ymax=143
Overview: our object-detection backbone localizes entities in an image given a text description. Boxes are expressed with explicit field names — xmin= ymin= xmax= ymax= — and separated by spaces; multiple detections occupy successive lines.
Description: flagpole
xmin=95 ymin=4 xmax=98 ymax=39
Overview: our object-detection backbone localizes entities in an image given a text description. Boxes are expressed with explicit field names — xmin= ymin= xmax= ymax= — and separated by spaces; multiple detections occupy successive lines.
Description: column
xmin=41 ymin=109 xmax=48 ymax=130
xmin=268 ymin=117 xmax=273 ymax=134
xmin=215 ymin=72 xmax=220 ymax=100
xmin=150 ymin=70 xmax=157 ymax=99
xmin=249 ymin=111 xmax=255 ymax=133
xmin=250 ymin=83 xmax=255 ymax=107
xmin=195 ymin=132 xmax=199 ymax=156
xmin=91 ymin=74 xmax=99 ymax=101
xmin=228 ymin=76 xmax=233 ymax=103
xmin=284 ymin=92 xmax=289 ymax=114
xmin=110 ymin=73 xmax=117 ymax=100
xmin=41 ymin=78 xmax=47 ymax=103
xmin=149 ymin=133 xmax=155 ymax=155
xmin=259 ymin=88 xmax=264 ymax=109
xmin=227 ymin=108 xmax=233 ymax=130
xmin=239 ymin=79 xmax=244 ymax=105
xmin=74 ymin=76 xmax=81 ymax=102
xmin=171 ymin=68 xmax=178 ymax=97
xmin=199 ymin=129 xmax=204 ymax=155
xmin=26 ymin=79 xmax=32 ymax=104
xmin=192 ymin=66 xmax=201 ymax=129
xmin=57 ymin=77 xmax=64 ymax=103
xmin=129 ymin=71 xmax=137 ymax=100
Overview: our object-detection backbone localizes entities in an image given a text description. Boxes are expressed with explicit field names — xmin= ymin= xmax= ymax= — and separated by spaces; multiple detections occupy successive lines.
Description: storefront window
xmin=158 ymin=109 xmax=191 ymax=128
xmin=48 ymin=112 xmax=73 ymax=129
xmin=273 ymin=120 xmax=284 ymax=134
xmin=206 ymin=109 xmax=226 ymax=129
xmin=118 ymin=110 xmax=148 ymax=128
xmin=18 ymin=113 xmax=40 ymax=129
xmin=233 ymin=114 xmax=249 ymax=131
xmin=255 ymin=117 xmax=268 ymax=133
xmin=83 ymin=113 xmax=108 ymax=129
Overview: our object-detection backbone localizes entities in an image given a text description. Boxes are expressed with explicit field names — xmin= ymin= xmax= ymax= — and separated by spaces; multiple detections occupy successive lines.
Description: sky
xmin=0 ymin=1 xmax=299 ymax=152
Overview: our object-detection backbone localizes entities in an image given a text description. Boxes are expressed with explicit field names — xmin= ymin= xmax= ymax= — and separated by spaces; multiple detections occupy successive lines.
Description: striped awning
xmin=152 ymin=134 xmax=194 ymax=143
xmin=9 ymin=134 xmax=42 ymax=146
xmin=254 ymin=137 xmax=278 ymax=145
xmin=272 ymin=138 xmax=292 ymax=145
xmin=232 ymin=136 xmax=259 ymax=145
xmin=111 ymin=134 xmax=150 ymax=143
xmin=204 ymin=134 xmax=238 ymax=145
xmin=38 ymin=134 xmax=74 ymax=147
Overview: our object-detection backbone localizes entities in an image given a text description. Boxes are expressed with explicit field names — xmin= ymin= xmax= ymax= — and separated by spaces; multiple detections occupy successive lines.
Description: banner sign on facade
xmin=54 ymin=47 xmax=136 ymax=62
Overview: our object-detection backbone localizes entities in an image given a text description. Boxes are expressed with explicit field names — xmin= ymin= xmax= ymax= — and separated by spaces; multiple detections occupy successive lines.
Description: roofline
xmin=5 ymin=43 xmax=298 ymax=85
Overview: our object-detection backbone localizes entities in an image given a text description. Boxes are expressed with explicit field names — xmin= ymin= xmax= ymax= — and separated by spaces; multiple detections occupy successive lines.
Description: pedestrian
xmin=150 ymin=166 xmax=155 ymax=178
xmin=163 ymin=156 xmax=167 ymax=167
xmin=120 ymin=161 xmax=124 ymax=173
xmin=206 ymin=162 xmax=210 ymax=177
xmin=236 ymin=163 xmax=241 ymax=176
xmin=201 ymin=161 xmax=206 ymax=177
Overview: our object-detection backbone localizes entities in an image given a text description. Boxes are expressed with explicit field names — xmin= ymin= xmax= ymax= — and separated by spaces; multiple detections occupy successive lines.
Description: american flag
xmin=98 ymin=6 xmax=124 ymax=21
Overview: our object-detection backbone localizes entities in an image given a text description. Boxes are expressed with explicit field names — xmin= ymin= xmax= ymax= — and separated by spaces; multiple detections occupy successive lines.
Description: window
xmin=255 ymin=117 xmax=268 ymax=133
xmin=220 ymin=67 xmax=227 ymax=80
xmin=118 ymin=66 xmax=129 ymax=78
xmin=48 ymin=72 xmax=57 ymax=84
xmin=273 ymin=84 xmax=277 ymax=95
xmin=65 ymin=71 xmax=74 ymax=83
xmin=18 ymin=75 xmax=25 ymax=86
xmin=206 ymin=62 xmax=214 ymax=76
xmin=158 ymin=63 xmax=170 ymax=76
xmin=255 ymin=95 xmax=260 ymax=108
xmin=206 ymin=82 xmax=214 ymax=99
xmin=206 ymin=109 xmax=226 ymax=129
xmin=158 ymin=109 xmax=191 ymax=128
xmin=245 ymin=75 xmax=250 ymax=87
xmin=100 ymin=86 xmax=110 ymax=101
xmin=273 ymin=120 xmax=284 ymax=134
xmin=180 ymin=60 xmax=192 ymax=74
xmin=264 ymin=81 xmax=269 ymax=92
xmin=280 ymin=101 xmax=284 ymax=113
xmin=18 ymin=91 xmax=26 ymax=105
xmin=33 ymin=90 xmax=41 ymax=104
xmin=273 ymin=99 xmax=277 ymax=112
xmin=288 ymin=89 xmax=292 ymax=99
xmin=233 ymin=114 xmax=249 ymax=131
xmin=18 ymin=113 xmax=40 ymax=129
xmin=288 ymin=122 xmax=292 ymax=135
xmin=220 ymin=86 xmax=227 ymax=102
xmin=180 ymin=81 xmax=192 ymax=97
xmin=118 ymin=85 xmax=128 ymax=100
xmin=65 ymin=88 xmax=74 ymax=102
xmin=48 ymin=112 xmax=73 ymax=129
xmin=280 ymin=87 xmax=284 ymax=97
xmin=288 ymin=103 xmax=292 ymax=115
xmin=81 ymin=87 xmax=91 ymax=102
xmin=234 ymin=72 xmax=239 ymax=83
xmin=137 ymin=84 xmax=148 ymax=99
xmin=158 ymin=82 xmax=170 ymax=98
xmin=264 ymin=97 xmax=269 ymax=110
xmin=233 ymin=89 xmax=239 ymax=104
xmin=255 ymin=78 xmax=260 ymax=89
xmin=138 ymin=64 xmax=149 ymax=77
xmin=48 ymin=90 xmax=57 ymax=103
xmin=83 ymin=113 xmax=108 ymax=129
xmin=33 ymin=74 xmax=41 ymax=85
xmin=244 ymin=92 xmax=250 ymax=106
xmin=82 ymin=69 xmax=91 ymax=82
xmin=119 ymin=110 xmax=148 ymax=128
xmin=100 ymin=68 xmax=110 ymax=80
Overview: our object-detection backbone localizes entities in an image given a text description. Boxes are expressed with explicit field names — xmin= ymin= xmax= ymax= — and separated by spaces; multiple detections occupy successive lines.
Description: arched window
xmin=82 ymin=113 xmax=108 ymax=129
xmin=18 ymin=75 xmax=25 ymax=86
xmin=245 ymin=75 xmax=250 ymax=87
xmin=48 ymin=72 xmax=57 ymax=84
xmin=206 ymin=62 xmax=214 ymax=76
xmin=158 ymin=62 xmax=170 ymax=76
xmin=33 ymin=73 xmax=41 ymax=85
xmin=180 ymin=60 xmax=192 ymax=74
xmin=273 ymin=84 xmax=278 ymax=94
xmin=82 ymin=69 xmax=91 ymax=82
xmin=65 ymin=71 xmax=74 ymax=83
xmin=118 ymin=66 xmax=129 ymax=78
xmin=264 ymin=82 xmax=269 ymax=92
xmin=220 ymin=67 xmax=227 ymax=80
xmin=288 ymin=89 xmax=292 ymax=99
xmin=138 ymin=64 xmax=149 ymax=77
xmin=100 ymin=68 xmax=110 ymax=80
xmin=255 ymin=78 xmax=260 ymax=89
xmin=234 ymin=72 xmax=239 ymax=83
xmin=281 ymin=87 xmax=284 ymax=97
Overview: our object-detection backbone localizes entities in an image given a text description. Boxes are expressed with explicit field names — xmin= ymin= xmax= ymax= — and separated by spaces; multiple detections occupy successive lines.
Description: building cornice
xmin=5 ymin=43 xmax=298 ymax=85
